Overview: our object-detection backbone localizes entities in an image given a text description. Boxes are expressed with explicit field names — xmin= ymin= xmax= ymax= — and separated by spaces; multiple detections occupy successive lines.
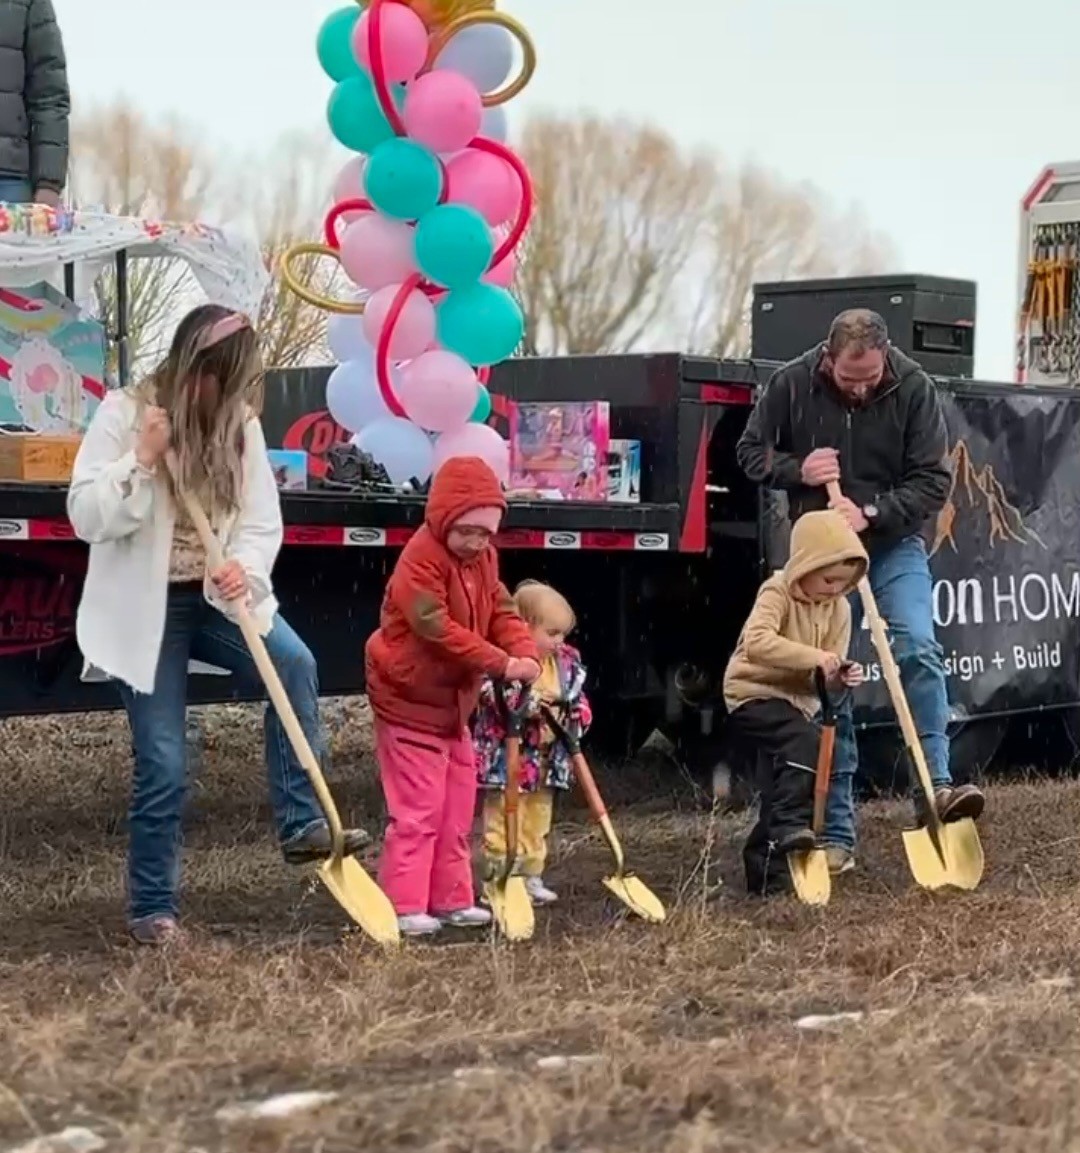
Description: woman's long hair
xmin=133 ymin=304 xmax=264 ymax=522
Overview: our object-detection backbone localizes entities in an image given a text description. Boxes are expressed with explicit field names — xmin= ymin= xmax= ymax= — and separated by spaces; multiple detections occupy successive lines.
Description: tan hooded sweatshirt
xmin=723 ymin=510 xmax=869 ymax=718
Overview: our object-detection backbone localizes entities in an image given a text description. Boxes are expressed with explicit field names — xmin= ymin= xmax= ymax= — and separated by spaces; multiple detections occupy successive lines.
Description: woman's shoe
xmin=282 ymin=822 xmax=372 ymax=864
xmin=129 ymin=914 xmax=186 ymax=947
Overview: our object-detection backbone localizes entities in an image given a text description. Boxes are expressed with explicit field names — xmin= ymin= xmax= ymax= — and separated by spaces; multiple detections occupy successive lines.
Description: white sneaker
xmin=438 ymin=906 xmax=492 ymax=928
xmin=398 ymin=913 xmax=442 ymax=937
xmin=525 ymin=877 xmax=558 ymax=906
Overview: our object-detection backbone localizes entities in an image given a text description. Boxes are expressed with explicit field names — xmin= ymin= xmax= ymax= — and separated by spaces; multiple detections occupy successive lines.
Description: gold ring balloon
xmin=423 ymin=10 xmax=536 ymax=107
xmin=278 ymin=242 xmax=366 ymax=315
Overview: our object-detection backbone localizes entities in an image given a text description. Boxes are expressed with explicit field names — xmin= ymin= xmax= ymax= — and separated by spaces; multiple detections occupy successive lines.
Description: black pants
xmin=726 ymin=699 xmax=819 ymax=896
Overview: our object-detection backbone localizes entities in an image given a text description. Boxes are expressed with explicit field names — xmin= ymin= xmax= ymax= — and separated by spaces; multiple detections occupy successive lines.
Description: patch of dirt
xmin=3 ymin=701 xmax=1080 ymax=1152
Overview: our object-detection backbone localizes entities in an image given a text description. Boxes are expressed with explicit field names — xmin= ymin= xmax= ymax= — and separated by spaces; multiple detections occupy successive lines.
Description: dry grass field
xmin=3 ymin=700 xmax=1080 ymax=1152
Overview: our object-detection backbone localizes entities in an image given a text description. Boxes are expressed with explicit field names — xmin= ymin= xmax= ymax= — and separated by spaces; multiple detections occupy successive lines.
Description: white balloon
xmin=325 ymin=359 xmax=393 ymax=433
xmin=327 ymin=315 xmax=373 ymax=363
xmin=433 ymin=24 xmax=513 ymax=95
xmin=480 ymin=103 xmax=508 ymax=143
xmin=355 ymin=416 xmax=434 ymax=485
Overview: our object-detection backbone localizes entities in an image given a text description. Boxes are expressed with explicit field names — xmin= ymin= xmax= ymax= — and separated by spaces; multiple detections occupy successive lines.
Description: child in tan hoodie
xmin=723 ymin=509 xmax=869 ymax=895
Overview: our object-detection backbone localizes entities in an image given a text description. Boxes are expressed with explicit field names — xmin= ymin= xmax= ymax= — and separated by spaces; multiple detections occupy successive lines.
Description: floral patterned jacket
xmin=473 ymin=644 xmax=593 ymax=792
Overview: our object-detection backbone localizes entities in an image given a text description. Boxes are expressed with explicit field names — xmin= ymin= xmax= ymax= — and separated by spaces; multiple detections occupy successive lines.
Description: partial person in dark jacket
xmin=0 ymin=0 xmax=69 ymax=205
xmin=736 ymin=309 xmax=985 ymax=874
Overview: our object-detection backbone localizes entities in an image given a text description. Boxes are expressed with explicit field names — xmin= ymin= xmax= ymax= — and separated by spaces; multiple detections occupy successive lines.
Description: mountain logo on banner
xmin=931 ymin=440 xmax=1046 ymax=557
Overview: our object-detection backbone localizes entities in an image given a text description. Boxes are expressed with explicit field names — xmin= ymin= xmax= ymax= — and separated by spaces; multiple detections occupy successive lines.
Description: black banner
xmin=766 ymin=384 xmax=1080 ymax=726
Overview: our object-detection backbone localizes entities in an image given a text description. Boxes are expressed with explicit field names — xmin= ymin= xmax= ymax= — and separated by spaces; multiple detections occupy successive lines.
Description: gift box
xmin=606 ymin=438 xmax=641 ymax=503
xmin=0 ymin=432 xmax=82 ymax=482
xmin=267 ymin=449 xmax=308 ymax=491
xmin=0 ymin=282 xmax=106 ymax=434
xmin=509 ymin=401 xmax=610 ymax=501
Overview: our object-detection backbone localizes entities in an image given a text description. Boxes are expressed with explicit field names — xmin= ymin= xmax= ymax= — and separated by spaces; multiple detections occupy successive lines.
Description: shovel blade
xmin=787 ymin=848 xmax=831 ymax=906
xmin=318 ymin=856 xmax=400 ymax=946
xmin=902 ymin=819 xmax=984 ymax=892
xmin=602 ymin=874 xmax=667 ymax=922
xmin=484 ymin=876 xmax=535 ymax=941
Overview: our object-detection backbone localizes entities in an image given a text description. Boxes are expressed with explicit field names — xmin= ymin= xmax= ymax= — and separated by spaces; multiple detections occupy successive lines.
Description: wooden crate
xmin=0 ymin=434 xmax=82 ymax=482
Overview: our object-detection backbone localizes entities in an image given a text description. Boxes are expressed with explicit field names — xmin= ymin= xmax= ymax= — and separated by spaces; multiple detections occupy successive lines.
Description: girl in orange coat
xmin=365 ymin=455 xmax=540 ymax=937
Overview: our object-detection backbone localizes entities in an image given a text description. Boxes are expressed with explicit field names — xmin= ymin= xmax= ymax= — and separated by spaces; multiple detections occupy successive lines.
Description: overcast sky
xmin=57 ymin=0 xmax=1080 ymax=379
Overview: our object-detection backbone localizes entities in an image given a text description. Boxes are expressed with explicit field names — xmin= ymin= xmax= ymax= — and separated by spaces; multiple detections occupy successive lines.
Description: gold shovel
xmin=168 ymin=457 xmax=400 ymax=945
xmin=482 ymin=685 xmax=535 ymax=941
xmin=787 ymin=669 xmax=835 ymax=906
xmin=826 ymin=483 xmax=984 ymax=891
xmin=542 ymin=706 xmax=666 ymax=922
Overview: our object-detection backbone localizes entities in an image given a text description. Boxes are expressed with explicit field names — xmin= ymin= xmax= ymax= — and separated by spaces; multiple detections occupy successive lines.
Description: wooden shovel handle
xmin=164 ymin=453 xmax=346 ymax=850
xmin=825 ymin=481 xmax=940 ymax=815
xmin=812 ymin=725 xmax=835 ymax=834
xmin=504 ymin=735 xmax=522 ymax=860
xmin=572 ymin=750 xmax=608 ymax=823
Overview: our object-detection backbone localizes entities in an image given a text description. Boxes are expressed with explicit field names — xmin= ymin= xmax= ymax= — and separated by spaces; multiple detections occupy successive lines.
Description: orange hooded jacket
xmin=364 ymin=455 xmax=539 ymax=736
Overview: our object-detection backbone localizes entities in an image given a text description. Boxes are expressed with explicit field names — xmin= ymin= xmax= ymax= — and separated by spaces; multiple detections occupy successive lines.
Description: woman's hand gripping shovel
xmin=787 ymin=668 xmax=836 ymax=906
xmin=541 ymin=701 xmax=666 ymax=923
xmin=482 ymin=682 xmax=535 ymax=942
xmin=826 ymin=481 xmax=984 ymax=892
xmin=165 ymin=454 xmax=400 ymax=946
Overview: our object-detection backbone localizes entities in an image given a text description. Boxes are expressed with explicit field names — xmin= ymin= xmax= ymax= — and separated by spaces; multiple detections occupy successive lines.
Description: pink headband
xmin=196 ymin=312 xmax=251 ymax=353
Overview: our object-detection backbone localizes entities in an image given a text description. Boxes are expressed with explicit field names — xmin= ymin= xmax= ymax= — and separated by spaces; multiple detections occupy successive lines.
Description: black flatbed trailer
xmin=2 ymin=352 xmax=1079 ymax=786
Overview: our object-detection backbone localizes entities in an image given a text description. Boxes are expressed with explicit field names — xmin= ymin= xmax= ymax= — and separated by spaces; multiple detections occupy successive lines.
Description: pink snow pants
xmin=375 ymin=721 xmax=478 ymax=916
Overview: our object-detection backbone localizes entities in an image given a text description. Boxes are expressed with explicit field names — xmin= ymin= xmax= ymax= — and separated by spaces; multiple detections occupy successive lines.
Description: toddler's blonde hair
xmin=513 ymin=579 xmax=576 ymax=634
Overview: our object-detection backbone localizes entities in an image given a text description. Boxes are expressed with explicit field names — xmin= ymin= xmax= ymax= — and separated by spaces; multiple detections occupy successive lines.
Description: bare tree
xmin=514 ymin=115 xmax=895 ymax=357
xmin=686 ymin=162 xmax=896 ymax=357
xmin=69 ymin=105 xmax=340 ymax=374
xmin=514 ymin=115 xmax=717 ymax=356
xmin=69 ymin=103 xmax=216 ymax=373
xmin=247 ymin=133 xmax=343 ymax=369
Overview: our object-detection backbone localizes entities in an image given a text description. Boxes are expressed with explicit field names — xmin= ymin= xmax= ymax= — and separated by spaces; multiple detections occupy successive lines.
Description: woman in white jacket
xmin=68 ymin=304 xmax=369 ymax=946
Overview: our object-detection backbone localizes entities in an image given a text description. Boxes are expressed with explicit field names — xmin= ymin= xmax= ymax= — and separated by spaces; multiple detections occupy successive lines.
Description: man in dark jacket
xmin=0 ymin=0 xmax=69 ymax=205
xmin=736 ymin=308 xmax=985 ymax=873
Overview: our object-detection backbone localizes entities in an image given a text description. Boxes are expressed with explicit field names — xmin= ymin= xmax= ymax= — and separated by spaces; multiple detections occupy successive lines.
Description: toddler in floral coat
xmin=473 ymin=580 xmax=592 ymax=905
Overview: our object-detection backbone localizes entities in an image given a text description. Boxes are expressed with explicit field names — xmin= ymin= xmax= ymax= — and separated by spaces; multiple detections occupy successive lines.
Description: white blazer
xmin=67 ymin=389 xmax=283 ymax=694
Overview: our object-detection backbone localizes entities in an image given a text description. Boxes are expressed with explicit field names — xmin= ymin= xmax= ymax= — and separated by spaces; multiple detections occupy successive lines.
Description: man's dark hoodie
xmin=736 ymin=344 xmax=951 ymax=551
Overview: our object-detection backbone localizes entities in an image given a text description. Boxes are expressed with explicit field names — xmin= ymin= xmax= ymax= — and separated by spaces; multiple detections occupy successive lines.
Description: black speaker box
xmin=751 ymin=274 xmax=976 ymax=378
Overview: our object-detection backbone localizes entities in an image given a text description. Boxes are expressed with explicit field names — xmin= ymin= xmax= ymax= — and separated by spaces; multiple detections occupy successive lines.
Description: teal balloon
xmin=469 ymin=384 xmax=492 ymax=423
xmin=326 ymin=74 xmax=405 ymax=155
xmin=415 ymin=204 xmax=494 ymax=290
xmin=437 ymin=284 xmax=524 ymax=367
xmin=365 ymin=138 xmax=443 ymax=221
xmin=317 ymin=7 xmax=360 ymax=82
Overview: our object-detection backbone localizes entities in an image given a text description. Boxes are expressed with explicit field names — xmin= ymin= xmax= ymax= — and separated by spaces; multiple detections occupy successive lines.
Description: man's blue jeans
xmin=117 ymin=583 xmax=326 ymax=922
xmin=823 ymin=534 xmax=952 ymax=852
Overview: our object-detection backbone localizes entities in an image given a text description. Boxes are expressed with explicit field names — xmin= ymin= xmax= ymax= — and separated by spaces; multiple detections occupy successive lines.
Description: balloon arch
xmin=281 ymin=0 xmax=536 ymax=487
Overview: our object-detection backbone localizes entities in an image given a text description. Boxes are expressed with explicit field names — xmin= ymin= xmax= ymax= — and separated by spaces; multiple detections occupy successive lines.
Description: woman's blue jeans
xmin=118 ymin=583 xmax=326 ymax=921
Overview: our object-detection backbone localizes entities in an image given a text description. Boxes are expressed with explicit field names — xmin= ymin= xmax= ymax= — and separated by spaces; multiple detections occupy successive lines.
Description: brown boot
xmin=936 ymin=784 xmax=985 ymax=823
xmin=915 ymin=784 xmax=985 ymax=827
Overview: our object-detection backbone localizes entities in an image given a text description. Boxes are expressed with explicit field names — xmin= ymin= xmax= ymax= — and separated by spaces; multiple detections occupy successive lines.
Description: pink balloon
xmin=483 ymin=249 xmax=516 ymax=288
xmin=445 ymin=150 xmax=519 ymax=226
xmin=397 ymin=349 xmax=478 ymax=432
xmin=353 ymin=5 xmax=429 ymax=84
xmin=432 ymin=422 xmax=510 ymax=485
xmin=333 ymin=156 xmax=366 ymax=204
xmin=340 ymin=215 xmax=416 ymax=290
xmin=403 ymin=71 xmax=483 ymax=155
xmin=331 ymin=157 xmax=368 ymax=226
xmin=362 ymin=283 xmax=437 ymax=361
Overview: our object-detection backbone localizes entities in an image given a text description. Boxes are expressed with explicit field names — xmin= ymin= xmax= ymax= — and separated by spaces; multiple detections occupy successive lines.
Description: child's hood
xmin=424 ymin=456 xmax=507 ymax=543
xmin=782 ymin=510 xmax=868 ymax=595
